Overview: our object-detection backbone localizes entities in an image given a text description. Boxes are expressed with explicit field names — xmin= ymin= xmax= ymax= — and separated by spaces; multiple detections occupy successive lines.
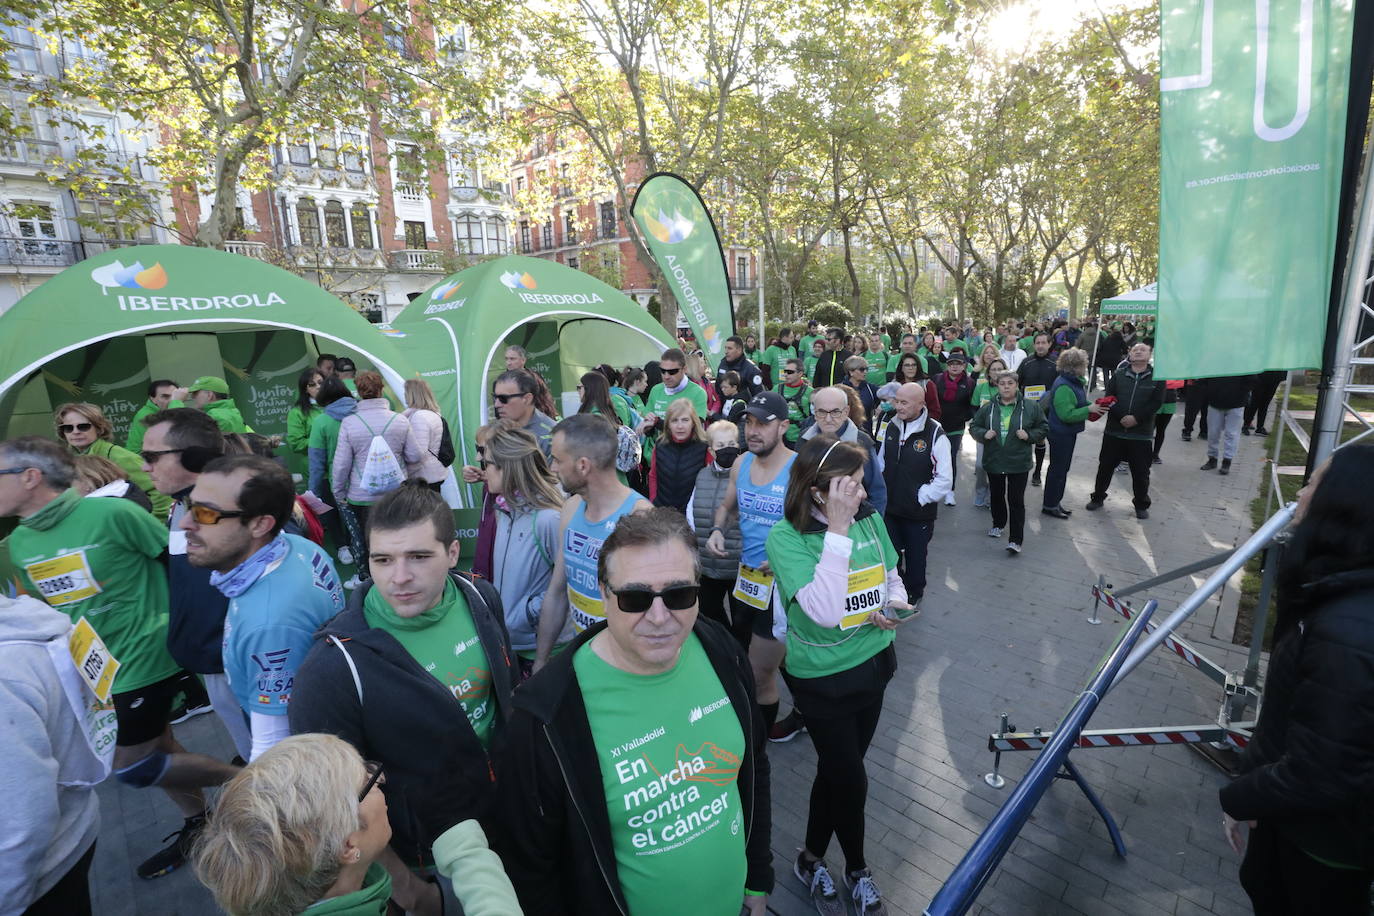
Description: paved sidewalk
xmin=91 ymin=416 xmax=1273 ymax=915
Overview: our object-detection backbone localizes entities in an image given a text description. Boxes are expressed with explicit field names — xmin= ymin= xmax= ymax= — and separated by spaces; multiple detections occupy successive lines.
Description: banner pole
xmin=758 ymin=249 xmax=765 ymax=340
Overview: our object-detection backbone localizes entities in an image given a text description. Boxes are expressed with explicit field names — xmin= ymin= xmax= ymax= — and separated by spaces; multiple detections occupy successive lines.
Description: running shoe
xmin=338 ymin=546 xmax=354 ymax=565
xmin=1085 ymin=499 xmax=1104 ymax=511
xmin=1256 ymin=426 xmax=1269 ymax=436
xmin=342 ymin=574 xmax=364 ymax=590
xmin=137 ymin=813 xmax=206 ymax=880
xmin=987 ymin=527 xmax=1002 ymax=538
xmin=1135 ymin=508 xmax=1149 ymax=520
xmin=1006 ymin=542 xmax=1022 ymax=555
xmin=770 ymin=709 xmax=806 ymax=743
xmin=1152 ymin=456 xmax=1162 ymax=465
xmin=844 ymin=867 xmax=889 ymax=916
xmin=944 ymin=492 xmax=956 ymax=506
xmin=1030 ymin=471 xmax=1042 ymax=487
xmin=794 ymin=852 xmax=846 ymax=916
xmin=169 ymin=700 xmax=213 ymax=725
xmin=1181 ymin=432 xmax=1192 ymax=441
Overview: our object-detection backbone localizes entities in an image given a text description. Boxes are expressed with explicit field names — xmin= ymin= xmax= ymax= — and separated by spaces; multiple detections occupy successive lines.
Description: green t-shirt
xmin=863 ymin=350 xmax=887 ymax=385
xmin=971 ymin=377 xmax=997 ymax=409
xmin=644 ymin=382 xmax=709 ymax=458
xmin=800 ymin=334 xmax=823 ymax=356
xmin=998 ymin=402 xmax=1015 ymax=443
xmin=10 ymin=489 xmax=179 ymax=693
xmin=363 ymin=578 xmax=496 ymax=748
xmin=574 ymin=633 xmax=747 ymax=914
xmin=765 ymin=513 xmax=898 ymax=679
xmin=803 ymin=353 xmax=820 ymax=379
xmin=776 ymin=382 xmax=811 ymax=443
xmin=762 ymin=344 xmax=793 ymax=382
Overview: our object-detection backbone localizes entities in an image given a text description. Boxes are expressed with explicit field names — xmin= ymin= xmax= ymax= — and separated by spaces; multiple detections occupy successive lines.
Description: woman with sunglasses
xmin=195 ymin=733 xmax=519 ymax=916
xmin=54 ymin=401 xmax=170 ymax=520
xmin=479 ymin=427 xmax=565 ymax=679
xmin=766 ymin=436 xmax=913 ymax=916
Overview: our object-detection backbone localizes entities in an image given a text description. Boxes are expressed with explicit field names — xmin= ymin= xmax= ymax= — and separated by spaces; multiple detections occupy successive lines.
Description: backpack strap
xmin=327 ymin=635 xmax=364 ymax=705
xmin=529 ymin=513 xmax=553 ymax=568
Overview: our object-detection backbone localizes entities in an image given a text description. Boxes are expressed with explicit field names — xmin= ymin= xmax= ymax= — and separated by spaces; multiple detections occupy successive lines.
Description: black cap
xmin=334 ymin=357 xmax=357 ymax=373
xmin=743 ymin=391 xmax=788 ymax=422
xmin=946 ymin=353 xmax=967 ymax=364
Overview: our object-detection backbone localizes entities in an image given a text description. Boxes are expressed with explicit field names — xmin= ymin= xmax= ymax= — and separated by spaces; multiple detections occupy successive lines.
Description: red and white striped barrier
xmin=1092 ymin=585 xmax=1230 ymax=688
xmin=989 ymin=724 xmax=1253 ymax=753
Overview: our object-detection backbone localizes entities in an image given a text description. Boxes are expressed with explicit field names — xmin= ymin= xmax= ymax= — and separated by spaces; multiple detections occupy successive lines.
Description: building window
xmin=541 ymin=223 xmax=552 ymax=250
xmin=564 ymin=211 xmax=576 ymax=244
xmin=77 ymin=198 xmax=152 ymax=243
xmin=599 ymin=201 xmax=616 ymax=238
xmin=287 ymin=141 xmax=312 ymax=166
xmin=341 ymin=132 xmax=366 ymax=173
xmin=487 ymin=218 xmax=507 ymax=254
xmin=456 ymin=215 xmax=483 ymax=254
xmin=736 ymin=255 xmax=749 ymax=288
xmin=296 ymin=199 xmax=321 ymax=246
xmin=533 ymin=135 xmax=545 ymax=158
xmin=515 ymin=175 xmax=524 ymax=192
xmin=404 ymin=220 xmax=427 ymax=249
xmin=14 ymin=204 xmax=60 ymax=252
xmin=350 ymin=204 xmax=373 ymax=248
xmin=316 ymin=137 xmax=338 ymax=169
xmin=324 ymin=200 xmax=348 ymax=247
xmin=519 ymin=220 xmax=531 ymax=254
xmin=2 ymin=22 xmax=42 ymax=73
xmin=358 ymin=293 xmax=383 ymax=323
xmin=394 ymin=144 xmax=424 ymax=184
xmin=568 ymin=256 xmax=579 ymax=271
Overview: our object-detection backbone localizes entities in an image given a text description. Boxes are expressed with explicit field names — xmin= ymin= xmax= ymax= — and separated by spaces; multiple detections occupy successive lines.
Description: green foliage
xmin=1088 ymin=268 xmax=1122 ymax=315
xmin=809 ymin=300 xmax=853 ymax=328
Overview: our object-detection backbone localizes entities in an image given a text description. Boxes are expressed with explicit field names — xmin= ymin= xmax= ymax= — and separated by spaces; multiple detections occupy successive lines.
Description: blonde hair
xmin=404 ymin=378 xmax=440 ymax=413
xmin=978 ymin=343 xmax=1001 ymax=371
xmin=664 ymin=397 xmax=706 ymax=443
xmin=485 ymin=426 xmax=565 ymax=512
xmin=54 ymin=402 xmax=114 ymax=443
xmin=194 ymin=734 xmax=367 ymax=916
xmin=705 ymin=420 xmax=740 ymax=445
xmin=71 ymin=454 xmax=127 ymax=492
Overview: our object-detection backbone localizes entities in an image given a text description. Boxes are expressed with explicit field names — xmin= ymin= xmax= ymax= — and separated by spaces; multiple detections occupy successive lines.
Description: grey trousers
xmin=1207 ymin=406 xmax=1244 ymax=461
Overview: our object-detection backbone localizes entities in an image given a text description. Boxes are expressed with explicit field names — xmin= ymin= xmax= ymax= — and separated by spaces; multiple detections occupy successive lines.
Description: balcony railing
xmin=224 ymin=241 xmax=269 ymax=260
xmin=730 ymin=278 xmax=755 ymax=292
xmin=77 ymin=145 xmax=145 ymax=179
xmin=391 ymin=248 xmax=442 ymax=270
xmin=394 ymin=182 xmax=426 ymax=203
xmin=0 ymin=137 xmax=62 ymax=169
xmin=0 ymin=236 xmax=145 ymax=268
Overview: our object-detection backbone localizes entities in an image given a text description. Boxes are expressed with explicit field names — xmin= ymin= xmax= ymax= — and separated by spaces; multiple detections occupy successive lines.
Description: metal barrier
xmin=923 ymin=599 xmax=1158 ymax=916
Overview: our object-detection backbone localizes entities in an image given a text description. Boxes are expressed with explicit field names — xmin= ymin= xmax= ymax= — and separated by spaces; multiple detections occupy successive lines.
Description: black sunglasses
xmin=478 ymin=458 xmax=490 ymax=470
xmin=783 ymin=369 xmax=798 ymax=375
xmin=359 ymin=760 xmax=385 ymax=801
xmin=58 ymin=422 xmax=93 ymax=434
xmin=493 ymin=392 xmax=528 ymax=404
xmin=609 ymin=584 xmax=699 ymax=614
xmin=141 ymin=448 xmax=184 ymax=464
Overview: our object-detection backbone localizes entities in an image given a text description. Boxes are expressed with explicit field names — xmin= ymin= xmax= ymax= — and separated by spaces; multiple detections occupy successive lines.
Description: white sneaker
xmin=944 ymin=492 xmax=957 ymax=506
xmin=342 ymin=574 xmax=364 ymax=590
xmin=337 ymin=546 xmax=354 ymax=566
xmin=987 ymin=527 xmax=1002 ymax=538
xmin=1006 ymin=542 xmax=1022 ymax=555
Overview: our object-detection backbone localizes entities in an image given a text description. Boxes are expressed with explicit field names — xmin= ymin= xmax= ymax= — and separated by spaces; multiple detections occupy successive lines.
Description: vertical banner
xmin=1157 ymin=0 xmax=1355 ymax=378
xmin=630 ymin=172 xmax=735 ymax=365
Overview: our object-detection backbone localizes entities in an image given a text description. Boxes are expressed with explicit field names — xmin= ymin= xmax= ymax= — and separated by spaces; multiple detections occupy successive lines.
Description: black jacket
xmin=492 ymin=616 xmax=773 ymax=914
xmin=1103 ymin=365 xmax=1165 ymax=438
xmin=1096 ymin=332 xmax=1125 ymax=368
xmin=650 ymin=438 xmax=708 ymax=512
xmin=812 ymin=348 xmax=852 ymax=389
xmin=716 ymin=356 xmax=765 ymax=398
xmin=288 ymin=571 xmax=514 ymax=866
xmin=1017 ymin=352 xmax=1058 ymax=392
xmin=931 ymin=371 xmax=976 ymax=433
xmin=1220 ymin=569 xmax=1374 ymax=869
xmin=1200 ymin=374 xmax=1254 ymax=411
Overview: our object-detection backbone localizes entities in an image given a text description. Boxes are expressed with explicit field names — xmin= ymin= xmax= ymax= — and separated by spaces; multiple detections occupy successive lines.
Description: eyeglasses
xmin=608 ymin=584 xmax=700 ymax=613
xmin=661 ymin=366 xmax=682 ymax=376
xmin=0 ymin=467 xmax=29 ymax=476
xmin=478 ymin=458 xmax=491 ymax=470
xmin=814 ymin=408 xmax=847 ymax=419
xmin=140 ymin=448 xmax=184 ymax=465
xmin=493 ymin=392 xmax=529 ymax=404
xmin=184 ymin=500 xmax=249 ymax=525
xmin=359 ymin=760 xmax=385 ymax=801
xmin=58 ymin=423 xmax=93 ymax=434
xmin=782 ymin=369 xmax=798 ymax=375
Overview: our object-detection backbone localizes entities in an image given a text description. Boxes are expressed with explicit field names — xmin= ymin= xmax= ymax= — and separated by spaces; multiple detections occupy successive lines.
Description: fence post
xmin=1228 ymin=536 xmax=1284 ymax=725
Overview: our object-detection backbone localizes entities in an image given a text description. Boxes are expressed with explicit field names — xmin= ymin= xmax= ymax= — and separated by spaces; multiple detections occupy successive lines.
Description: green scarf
xmin=21 ymin=488 xmax=83 ymax=531
xmin=306 ymin=863 xmax=392 ymax=915
xmin=362 ymin=576 xmax=457 ymax=631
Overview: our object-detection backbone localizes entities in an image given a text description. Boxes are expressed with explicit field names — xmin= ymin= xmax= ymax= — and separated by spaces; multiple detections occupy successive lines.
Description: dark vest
xmin=652 ymin=439 xmax=708 ymax=511
xmin=1046 ymin=374 xmax=1088 ymax=435
xmin=881 ymin=418 xmax=943 ymax=521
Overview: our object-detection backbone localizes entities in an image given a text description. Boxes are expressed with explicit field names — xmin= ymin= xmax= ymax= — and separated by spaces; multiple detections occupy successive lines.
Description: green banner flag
xmin=630 ymin=173 xmax=735 ymax=365
xmin=1157 ymin=0 xmax=1355 ymax=378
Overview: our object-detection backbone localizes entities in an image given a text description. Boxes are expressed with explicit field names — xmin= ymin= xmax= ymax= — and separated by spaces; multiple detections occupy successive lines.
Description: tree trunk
xmin=842 ymin=224 xmax=861 ymax=322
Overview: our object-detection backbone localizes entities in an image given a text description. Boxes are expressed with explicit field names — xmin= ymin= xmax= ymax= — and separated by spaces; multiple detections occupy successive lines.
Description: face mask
xmin=713 ymin=446 xmax=741 ymax=469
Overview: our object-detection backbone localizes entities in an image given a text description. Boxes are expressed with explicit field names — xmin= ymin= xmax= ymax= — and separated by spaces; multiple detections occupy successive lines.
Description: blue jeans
xmin=884 ymin=516 xmax=934 ymax=601
xmin=1043 ymin=429 xmax=1078 ymax=510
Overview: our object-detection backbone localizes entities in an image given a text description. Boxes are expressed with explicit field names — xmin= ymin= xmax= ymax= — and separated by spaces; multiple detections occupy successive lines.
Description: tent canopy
xmin=0 ymin=245 xmax=417 ymax=442
xmin=1101 ymin=282 xmax=1158 ymax=316
xmin=391 ymin=255 xmax=675 ymax=479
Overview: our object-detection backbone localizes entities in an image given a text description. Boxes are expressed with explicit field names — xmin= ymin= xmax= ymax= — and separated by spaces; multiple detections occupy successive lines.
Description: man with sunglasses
xmin=292 ymin=485 xmax=514 ymax=916
xmin=641 ymin=348 xmax=709 ymax=459
xmin=0 ymin=436 xmax=239 ymax=881
xmin=775 ymin=356 xmax=812 ymax=446
xmin=493 ymin=369 xmax=555 ymax=458
xmin=141 ymin=407 xmax=255 ymax=764
xmin=812 ymin=327 xmax=853 ymax=389
xmin=181 ymin=455 xmax=343 ymax=762
xmin=534 ymin=414 xmax=651 ymax=671
xmin=497 ymin=508 xmax=773 ymax=915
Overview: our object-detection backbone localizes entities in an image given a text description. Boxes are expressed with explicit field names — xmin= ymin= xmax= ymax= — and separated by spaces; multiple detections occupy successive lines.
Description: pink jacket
xmin=332 ymin=399 xmax=423 ymax=504
xmin=403 ymin=407 xmax=447 ymax=484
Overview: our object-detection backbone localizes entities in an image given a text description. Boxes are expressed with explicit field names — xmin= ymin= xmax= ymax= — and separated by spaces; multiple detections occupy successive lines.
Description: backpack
xmin=434 ymin=417 xmax=456 ymax=467
xmin=356 ymin=414 xmax=405 ymax=497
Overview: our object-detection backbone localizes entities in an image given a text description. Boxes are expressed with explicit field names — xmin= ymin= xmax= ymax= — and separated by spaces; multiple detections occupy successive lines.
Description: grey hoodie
xmin=491 ymin=501 xmax=562 ymax=652
xmin=0 ymin=595 xmax=101 ymax=911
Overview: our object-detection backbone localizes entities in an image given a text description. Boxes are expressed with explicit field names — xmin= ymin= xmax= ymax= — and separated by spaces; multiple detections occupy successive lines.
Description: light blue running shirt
xmin=735 ymin=451 xmax=795 ymax=567
xmin=564 ymin=490 xmax=644 ymax=632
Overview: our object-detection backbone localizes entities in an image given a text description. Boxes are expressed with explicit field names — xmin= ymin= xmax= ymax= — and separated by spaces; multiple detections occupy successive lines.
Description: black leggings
xmin=801 ymin=691 xmax=884 ymax=873
xmin=697 ymin=576 xmax=752 ymax=650
xmin=1153 ymin=412 xmax=1173 ymax=458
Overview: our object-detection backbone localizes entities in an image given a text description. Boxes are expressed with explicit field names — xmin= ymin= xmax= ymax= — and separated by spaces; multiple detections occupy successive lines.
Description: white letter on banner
xmin=1253 ymin=0 xmax=1313 ymax=143
xmin=1160 ymin=0 xmax=1214 ymax=92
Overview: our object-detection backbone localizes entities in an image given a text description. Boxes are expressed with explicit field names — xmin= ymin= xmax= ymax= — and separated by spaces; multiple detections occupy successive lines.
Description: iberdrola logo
xmin=91 ymin=260 xmax=169 ymax=294
xmin=645 ymin=209 xmax=694 ymax=244
xmin=431 ymin=279 xmax=463 ymax=301
xmin=500 ymin=271 xmax=537 ymax=291
xmin=701 ymin=324 xmax=723 ymax=354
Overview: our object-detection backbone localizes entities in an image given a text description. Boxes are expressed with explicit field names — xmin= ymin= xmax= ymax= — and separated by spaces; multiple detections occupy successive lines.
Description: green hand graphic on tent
xmin=90 ymin=366 xmax=150 ymax=396
xmin=254 ymin=352 xmax=312 ymax=382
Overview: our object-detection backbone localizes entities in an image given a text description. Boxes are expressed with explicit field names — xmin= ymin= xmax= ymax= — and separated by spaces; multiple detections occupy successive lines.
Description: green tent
xmin=0 ymin=245 xmax=418 ymax=468
xmin=1101 ymin=282 xmax=1159 ymax=317
xmin=390 ymin=255 xmax=676 ymax=507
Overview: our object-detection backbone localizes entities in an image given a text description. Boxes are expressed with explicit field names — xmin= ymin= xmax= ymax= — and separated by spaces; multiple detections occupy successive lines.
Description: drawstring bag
xmin=356 ymin=415 xmax=404 ymax=496
xmin=615 ymin=424 xmax=642 ymax=473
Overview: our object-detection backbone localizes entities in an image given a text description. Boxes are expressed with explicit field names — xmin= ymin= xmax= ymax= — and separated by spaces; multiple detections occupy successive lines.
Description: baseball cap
xmin=188 ymin=376 xmax=229 ymax=395
xmin=946 ymin=353 xmax=967 ymax=365
xmin=334 ymin=357 xmax=357 ymax=373
xmin=743 ymin=391 xmax=788 ymax=422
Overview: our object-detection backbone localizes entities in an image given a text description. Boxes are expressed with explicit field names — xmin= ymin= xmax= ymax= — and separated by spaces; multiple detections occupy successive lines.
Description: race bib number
xmin=27 ymin=551 xmax=102 ymax=607
xmin=840 ymin=564 xmax=887 ymax=630
xmin=1023 ymin=385 xmax=1046 ymax=401
xmin=569 ymin=587 xmax=606 ymax=632
xmin=732 ymin=563 xmax=775 ymax=610
xmin=69 ymin=617 xmax=120 ymax=702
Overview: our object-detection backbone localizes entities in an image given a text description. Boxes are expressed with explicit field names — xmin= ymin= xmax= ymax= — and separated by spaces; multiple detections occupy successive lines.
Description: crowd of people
xmin=1 ymin=317 xmax=1368 ymax=916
